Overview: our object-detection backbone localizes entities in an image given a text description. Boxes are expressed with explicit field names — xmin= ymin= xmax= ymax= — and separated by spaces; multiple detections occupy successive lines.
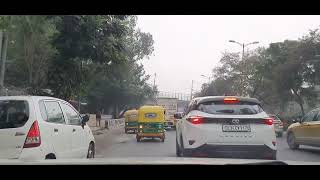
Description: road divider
xmin=86 ymin=114 xmax=124 ymax=132
xmin=106 ymin=118 xmax=125 ymax=130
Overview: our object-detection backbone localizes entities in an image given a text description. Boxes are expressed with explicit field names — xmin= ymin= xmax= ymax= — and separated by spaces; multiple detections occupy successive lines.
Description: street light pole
xmin=229 ymin=40 xmax=259 ymax=60
xmin=201 ymin=74 xmax=211 ymax=84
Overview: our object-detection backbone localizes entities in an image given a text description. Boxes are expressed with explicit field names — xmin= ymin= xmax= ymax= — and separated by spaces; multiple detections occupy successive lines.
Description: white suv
xmin=0 ymin=96 xmax=95 ymax=160
xmin=176 ymin=96 xmax=277 ymax=160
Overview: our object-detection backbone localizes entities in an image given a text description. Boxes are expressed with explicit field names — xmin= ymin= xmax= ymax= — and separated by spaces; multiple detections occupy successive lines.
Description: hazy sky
xmin=137 ymin=15 xmax=320 ymax=94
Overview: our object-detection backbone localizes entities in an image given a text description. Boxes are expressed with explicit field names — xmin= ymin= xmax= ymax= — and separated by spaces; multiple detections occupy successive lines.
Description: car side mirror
xmin=293 ymin=117 xmax=302 ymax=123
xmin=81 ymin=114 xmax=90 ymax=127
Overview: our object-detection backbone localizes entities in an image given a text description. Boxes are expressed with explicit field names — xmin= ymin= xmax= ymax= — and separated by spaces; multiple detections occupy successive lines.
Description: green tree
xmin=86 ymin=16 xmax=156 ymax=115
xmin=1 ymin=15 xmax=156 ymax=116
xmin=0 ymin=15 xmax=58 ymax=92
xmin=48 ymin=15 xmax=129 ymax=99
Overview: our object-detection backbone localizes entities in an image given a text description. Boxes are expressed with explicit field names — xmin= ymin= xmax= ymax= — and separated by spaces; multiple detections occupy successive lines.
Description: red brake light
xmin=223 ymin=97 xmax=239 ymax=104
xmin=188 ymin=117 xmax=203 ymax=124
xmin=263 ymin=118 xmax=273 ymax=125
xmin=23 ymin=121 xmax=41 ymax=148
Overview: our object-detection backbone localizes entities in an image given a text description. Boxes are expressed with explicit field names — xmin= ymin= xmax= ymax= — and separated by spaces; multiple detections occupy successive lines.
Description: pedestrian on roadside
xmin=106 ymin=119 xmax=109 ymax=130
xmin=96 ymin=110 xmax=101 ymax=127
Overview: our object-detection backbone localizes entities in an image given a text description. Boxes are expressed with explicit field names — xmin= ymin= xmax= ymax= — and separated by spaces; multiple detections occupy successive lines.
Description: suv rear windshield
xmin=197 ymin=101 xmax=263 ymax=115
xmin=0 ymin=100 xmax=29 ymax=129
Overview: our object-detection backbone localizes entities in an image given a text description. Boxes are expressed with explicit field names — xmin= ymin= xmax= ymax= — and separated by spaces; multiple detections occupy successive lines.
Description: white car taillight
xmin=263 ymin=118 xmax=274 ymax=125
xmin=23 ymin=121 xmax=41 ymax=148
xmin=187 ymin=116 xmax=203 ymax=124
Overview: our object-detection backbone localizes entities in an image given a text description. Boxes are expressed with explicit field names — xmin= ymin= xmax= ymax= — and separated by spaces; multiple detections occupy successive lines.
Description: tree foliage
xmin=1 ymin=16 xmax=58 ymax=92
xmin=0 ymin=15 xmax=156 ymax=115
xmin=197 ymin=28 xmax=320 ymax=116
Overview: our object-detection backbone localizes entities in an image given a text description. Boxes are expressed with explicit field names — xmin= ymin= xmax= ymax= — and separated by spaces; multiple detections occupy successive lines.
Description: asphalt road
xmin=94 ymin=128 xmax=320 ymax=162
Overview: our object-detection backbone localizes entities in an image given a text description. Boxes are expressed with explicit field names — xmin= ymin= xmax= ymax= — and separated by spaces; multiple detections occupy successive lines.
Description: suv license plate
xmin=222 ymin=125 xmax=251 ymax=132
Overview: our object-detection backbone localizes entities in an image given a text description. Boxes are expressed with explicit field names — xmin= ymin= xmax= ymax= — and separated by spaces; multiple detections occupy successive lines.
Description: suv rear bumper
xmin=183 ymin=144 xmax=276 ymax=160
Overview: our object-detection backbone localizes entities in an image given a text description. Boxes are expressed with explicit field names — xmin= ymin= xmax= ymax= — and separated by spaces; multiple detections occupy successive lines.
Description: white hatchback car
xmin=176 ymin=96 xmax=277 ymax=160
xmin=0 ymin=96 xmax=95 ymax=160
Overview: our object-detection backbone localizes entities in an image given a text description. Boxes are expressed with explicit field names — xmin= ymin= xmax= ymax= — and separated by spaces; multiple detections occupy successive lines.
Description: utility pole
xmin=0 ymin=32 xmax=3 ymax=87
xmin=0 ymin=31 xmax=3 ymax=61
xmin=190 ymin=80 xmax=194 ymax=101
xmin=0 ymin=31 xmax=8 ymax=91
xmin=242 ymin=43 xmax=245 ymax=61
xmin=153 ymin=73 xmax=156 ymax=88
xmin=153 ymin=73 xmax=157 ymax=103
xmin=78 ymin=61 xmax=83 ymax=112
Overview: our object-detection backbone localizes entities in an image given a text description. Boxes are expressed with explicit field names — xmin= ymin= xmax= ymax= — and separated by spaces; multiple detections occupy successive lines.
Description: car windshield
xmin=2 ymin=15 xmax=320 ymax=165
xmin=197 ymin=102 xmax=263 ymax=115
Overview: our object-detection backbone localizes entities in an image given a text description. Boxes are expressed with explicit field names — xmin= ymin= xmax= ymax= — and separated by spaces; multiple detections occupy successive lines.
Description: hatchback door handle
xmin=72 ymin=128 xmax=76 ymax=132
xmin=54 ymin=128 xmax=58 ymax=132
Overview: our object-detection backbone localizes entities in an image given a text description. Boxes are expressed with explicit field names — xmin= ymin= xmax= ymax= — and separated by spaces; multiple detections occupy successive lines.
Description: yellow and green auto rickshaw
xmin=136 ymin=106 xmax=165 ymax=142
xmin=124 ymin=109 xmax=139 ymax=134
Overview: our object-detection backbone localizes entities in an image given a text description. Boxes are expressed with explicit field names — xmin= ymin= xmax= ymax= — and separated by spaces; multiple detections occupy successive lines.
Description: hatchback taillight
xmin=23 ymin=121 xmax=41 ymax=148
xmin=187 ymin=117 xmax=203 ymax=124
xmin=263 ymin=118 xmax=274 ymax=125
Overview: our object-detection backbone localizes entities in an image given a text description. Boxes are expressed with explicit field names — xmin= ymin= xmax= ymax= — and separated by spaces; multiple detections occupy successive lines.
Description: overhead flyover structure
xmin=144 ymin=91 xmax=190 ymax=115
xmin=156 ymin=91 xmax=191 ymax=101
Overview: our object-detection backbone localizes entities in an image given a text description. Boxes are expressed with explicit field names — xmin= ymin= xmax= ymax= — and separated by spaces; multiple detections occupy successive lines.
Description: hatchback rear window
xmin=197 ymin=101 xmax=263 ymax=115
xmin=0 ymin=100 xmax=29 ymax=129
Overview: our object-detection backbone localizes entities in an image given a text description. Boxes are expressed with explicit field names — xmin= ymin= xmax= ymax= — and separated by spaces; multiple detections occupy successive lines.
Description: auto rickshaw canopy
xmin=124 ymin=109 xmax=139 ymax=122
xmin=138 ymin=106 xmax=165 ymax=123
